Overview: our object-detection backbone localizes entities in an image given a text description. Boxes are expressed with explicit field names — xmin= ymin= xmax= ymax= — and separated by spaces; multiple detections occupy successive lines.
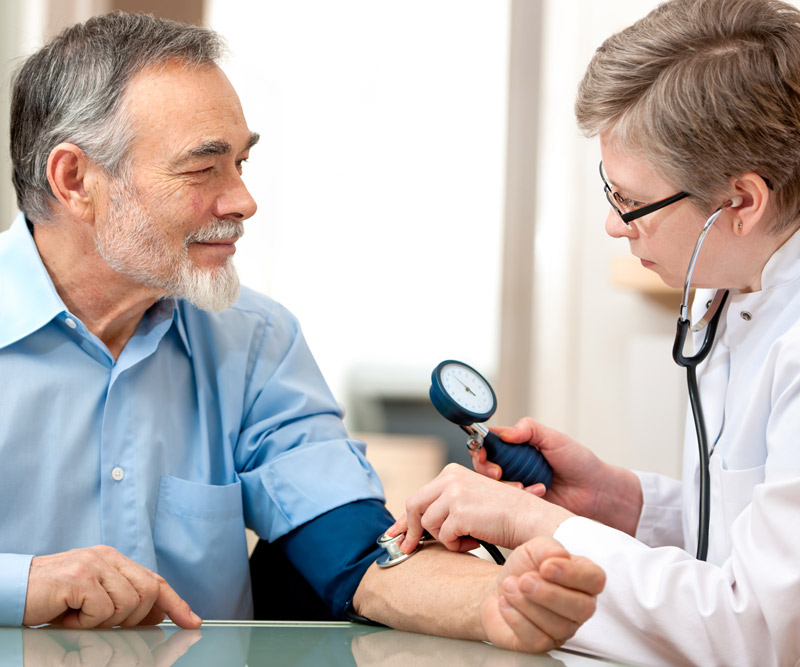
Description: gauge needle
xmin=454 ymin=377 xmax=476 ymax=396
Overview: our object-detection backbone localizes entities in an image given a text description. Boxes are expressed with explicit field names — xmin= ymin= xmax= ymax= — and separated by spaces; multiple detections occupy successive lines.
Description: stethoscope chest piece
xmin=376 ymin=532 xmax=422 ymax=568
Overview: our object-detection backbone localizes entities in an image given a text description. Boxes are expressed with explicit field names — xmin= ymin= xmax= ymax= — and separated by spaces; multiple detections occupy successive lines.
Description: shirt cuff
xmin=0 ymin=555 xmax=33 ymax=627
xmin=633 ymin=471 xmax=684 ymax=548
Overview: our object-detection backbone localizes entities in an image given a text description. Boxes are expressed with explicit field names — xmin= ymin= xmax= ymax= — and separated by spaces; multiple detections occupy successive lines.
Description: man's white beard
xmin=96 ymin=176 xmax=243 ymax=312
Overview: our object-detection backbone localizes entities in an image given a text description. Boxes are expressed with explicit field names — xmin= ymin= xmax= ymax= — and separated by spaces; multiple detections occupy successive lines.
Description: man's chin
xmin=175 ymin=266 xmax=241 ymax=312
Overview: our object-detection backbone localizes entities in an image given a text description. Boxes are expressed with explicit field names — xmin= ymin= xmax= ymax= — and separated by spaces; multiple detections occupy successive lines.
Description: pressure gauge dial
xmin=430 ymin=360 xmax=497 ymax=426
xmin=429 ymin=358 xmax=553 ymax=489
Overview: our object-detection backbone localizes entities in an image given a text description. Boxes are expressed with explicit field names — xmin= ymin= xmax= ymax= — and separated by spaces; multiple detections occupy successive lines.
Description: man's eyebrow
xmin=174 ymin=132 xmax=260 ymax=166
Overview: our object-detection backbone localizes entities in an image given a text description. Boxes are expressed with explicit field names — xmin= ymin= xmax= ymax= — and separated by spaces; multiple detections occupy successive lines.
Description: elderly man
xmin=0 ymin=12 xmax=604 ymax=652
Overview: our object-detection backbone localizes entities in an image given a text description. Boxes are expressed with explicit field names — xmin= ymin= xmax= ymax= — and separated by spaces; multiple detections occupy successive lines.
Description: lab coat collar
xmin=758 ymin=225 xmax=800 ymax=291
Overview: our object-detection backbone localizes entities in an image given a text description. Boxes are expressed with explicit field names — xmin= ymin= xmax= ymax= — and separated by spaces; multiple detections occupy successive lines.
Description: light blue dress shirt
xmin=0 ymin=213 xmax=386 ymax=625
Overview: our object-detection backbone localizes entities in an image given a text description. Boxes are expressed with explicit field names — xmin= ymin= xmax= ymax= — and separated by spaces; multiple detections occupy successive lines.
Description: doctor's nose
xmin=605 ymin=208 xmax=637 ymax=240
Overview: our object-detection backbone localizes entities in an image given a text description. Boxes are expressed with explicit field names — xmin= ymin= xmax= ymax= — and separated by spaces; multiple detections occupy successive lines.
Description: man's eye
xmin=193 ymin=166 xmax=214 ymax=175
xmin=235 ymin=158 xmax=249 ymax=172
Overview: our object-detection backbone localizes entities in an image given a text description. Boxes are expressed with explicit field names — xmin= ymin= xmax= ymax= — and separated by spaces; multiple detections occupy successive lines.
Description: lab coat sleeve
xmin=554 ymin=480 xmax=800 ymax=667
xmin=634 ymin=471 xmax=684 ymax=548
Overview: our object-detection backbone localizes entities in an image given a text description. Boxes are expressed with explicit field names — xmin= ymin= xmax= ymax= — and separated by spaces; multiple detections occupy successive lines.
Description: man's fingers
xmin=92 ymin=547 xmax=199 ymax=628
xmin=501 ymin=573 xmax=586 ymax=643
xmin=540 ymin=556 xmax=607 ymax=596
xmin=153 ymin=579 xmax=202 ymax=629
xmin=60 ymin=579 xmax=116 ymax=629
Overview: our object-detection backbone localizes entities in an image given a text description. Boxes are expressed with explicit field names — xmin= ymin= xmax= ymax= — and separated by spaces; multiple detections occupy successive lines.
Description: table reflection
xmin=0 ymin=623 xmax=625 ymax=666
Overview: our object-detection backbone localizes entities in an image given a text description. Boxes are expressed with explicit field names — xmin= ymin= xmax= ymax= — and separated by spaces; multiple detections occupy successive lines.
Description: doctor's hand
xmin=472 ymin=418 xmax=643 ymax=536
xmin=23 ymin=546 xmax=202 ymax=629
xmin=386 ymin=463 xmax=573 ymax=553
xmin=481 ymin=536 xmax=605 ymax=653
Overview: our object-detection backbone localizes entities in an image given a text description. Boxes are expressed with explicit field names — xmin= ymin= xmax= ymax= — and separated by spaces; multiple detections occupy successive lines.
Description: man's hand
xmin=23 ymin=546 xmax=202 ymax=629
xmin=480 ymin=537 xmax=606 ymax=653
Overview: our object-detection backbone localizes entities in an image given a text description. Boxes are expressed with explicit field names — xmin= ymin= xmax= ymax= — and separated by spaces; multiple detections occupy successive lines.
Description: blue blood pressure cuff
xmin=275 ymin=498 xmax=395 ymax=620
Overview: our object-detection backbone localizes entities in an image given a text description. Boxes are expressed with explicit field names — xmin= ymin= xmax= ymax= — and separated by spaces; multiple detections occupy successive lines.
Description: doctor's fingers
xmin=399 ymin=482 xmax=447 ymax=553
xmin=400 ymin=465 xmax=498 ymax=552
xmin=470 ymin=447 xmax=504 ymax=481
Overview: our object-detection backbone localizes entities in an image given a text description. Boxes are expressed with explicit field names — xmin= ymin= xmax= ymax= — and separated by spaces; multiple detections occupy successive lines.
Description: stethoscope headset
xmin=672 ymin=195 xmax=742 ymax=561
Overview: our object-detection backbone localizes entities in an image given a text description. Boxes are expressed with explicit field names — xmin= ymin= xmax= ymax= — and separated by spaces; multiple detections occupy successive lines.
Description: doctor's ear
xmin=727 ymin=172 xmax=771 ymax=236
xmin=46 ymin=143 xmax=102 ymax=222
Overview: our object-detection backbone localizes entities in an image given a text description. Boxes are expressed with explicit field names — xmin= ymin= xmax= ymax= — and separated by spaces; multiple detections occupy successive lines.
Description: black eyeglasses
xmin=600 ymin=161 xmax=690 ymax=225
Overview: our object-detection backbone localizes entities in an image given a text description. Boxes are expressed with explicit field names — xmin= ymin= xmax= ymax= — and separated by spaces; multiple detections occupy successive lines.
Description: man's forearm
xmin=352 ymin=543 xmax=495 ymax=642
xmin=352 ymin=536 xmax=605 ymax=654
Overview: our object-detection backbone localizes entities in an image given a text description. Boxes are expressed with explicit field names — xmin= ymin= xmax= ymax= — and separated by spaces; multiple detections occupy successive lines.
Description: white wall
xmin=532 ymin=0 xmax=688 ymax=476
xmin=207 ymin=0 xmax=687 ymax=475
xmin=206 ymin=1 xmax=511 ymax=419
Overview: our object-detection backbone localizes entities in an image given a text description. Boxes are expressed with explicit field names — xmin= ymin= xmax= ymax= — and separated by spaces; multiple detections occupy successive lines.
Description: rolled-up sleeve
xmin=234 ymin=302 xmax=385 ymax=542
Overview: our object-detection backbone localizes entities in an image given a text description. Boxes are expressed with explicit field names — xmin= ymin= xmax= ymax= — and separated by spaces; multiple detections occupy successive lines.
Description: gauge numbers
xmin=440 ymin=362 xmax=494 ymax=414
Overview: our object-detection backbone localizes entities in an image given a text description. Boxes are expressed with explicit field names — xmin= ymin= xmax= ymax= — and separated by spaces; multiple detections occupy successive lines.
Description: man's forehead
xmin=121 ymin=61 xmax=255 ymax=160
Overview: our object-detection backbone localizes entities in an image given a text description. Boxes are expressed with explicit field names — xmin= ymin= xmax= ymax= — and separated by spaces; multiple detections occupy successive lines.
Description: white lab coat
xmin=554 ymin=229 xmax=800 ymax=666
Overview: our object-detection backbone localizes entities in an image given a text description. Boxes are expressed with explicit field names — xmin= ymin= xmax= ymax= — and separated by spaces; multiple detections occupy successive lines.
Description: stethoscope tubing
xmin=672 ymin=202 xmax=734 ymax=561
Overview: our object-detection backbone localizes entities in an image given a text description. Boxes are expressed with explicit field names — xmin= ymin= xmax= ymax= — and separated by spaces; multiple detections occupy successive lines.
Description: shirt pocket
xmin=153 ymin=475 xmax=252 ymax=620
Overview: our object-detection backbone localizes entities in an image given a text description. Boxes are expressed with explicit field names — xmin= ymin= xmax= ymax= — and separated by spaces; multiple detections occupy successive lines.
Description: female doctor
xmin=388 ymin=0 xmax=800 ymax=664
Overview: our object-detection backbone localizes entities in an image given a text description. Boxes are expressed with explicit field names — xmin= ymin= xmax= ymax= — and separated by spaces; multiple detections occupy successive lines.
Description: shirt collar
xmin=0 ymin=213 xmax=67 ymax=349
xmin=0 ymin=212 xmax=192 ymax=357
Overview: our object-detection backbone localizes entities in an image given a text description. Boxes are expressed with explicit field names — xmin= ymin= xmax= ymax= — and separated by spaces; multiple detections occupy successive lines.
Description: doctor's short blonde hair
xmin=575 ymin=0 xmax=800 ymax=234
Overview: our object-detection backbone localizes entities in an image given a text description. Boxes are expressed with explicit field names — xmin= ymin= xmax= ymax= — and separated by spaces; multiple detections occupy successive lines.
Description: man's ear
xmin=46 ymin=143 xmax=101 ymax=222
xmin=728 ymin=172 xmax=771 ymax=237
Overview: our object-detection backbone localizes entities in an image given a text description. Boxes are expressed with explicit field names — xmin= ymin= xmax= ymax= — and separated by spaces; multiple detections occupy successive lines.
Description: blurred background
xmin=1 ymin=0 xmax=722 ymax=511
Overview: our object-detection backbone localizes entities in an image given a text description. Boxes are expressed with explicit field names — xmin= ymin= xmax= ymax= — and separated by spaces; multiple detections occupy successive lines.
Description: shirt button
xmin=740 ymin=311 xmax=752 ymax=321
xmin=111 ymin=467 xmax=125 ymax=481
xmin=65 ymin=317 xmax=77 ymax=329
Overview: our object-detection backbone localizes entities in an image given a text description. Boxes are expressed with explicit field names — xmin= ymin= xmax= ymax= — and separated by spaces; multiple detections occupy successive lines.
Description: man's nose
xmin=215 ymin=173 xmax=258 ymax=221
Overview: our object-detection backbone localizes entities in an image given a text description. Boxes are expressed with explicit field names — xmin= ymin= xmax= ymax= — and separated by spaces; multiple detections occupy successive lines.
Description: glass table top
xmin=0 ymin=621 xmax=635 ymax=666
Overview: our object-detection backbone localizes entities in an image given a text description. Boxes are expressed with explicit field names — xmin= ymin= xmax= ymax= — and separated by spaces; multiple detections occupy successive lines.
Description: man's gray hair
xmin=10 ymin=11 xmax=226 ymax=222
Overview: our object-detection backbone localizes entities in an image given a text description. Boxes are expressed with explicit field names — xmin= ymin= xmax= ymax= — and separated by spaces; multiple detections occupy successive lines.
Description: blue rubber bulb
xmin=482 ymin=431 xmax=553 ymax=488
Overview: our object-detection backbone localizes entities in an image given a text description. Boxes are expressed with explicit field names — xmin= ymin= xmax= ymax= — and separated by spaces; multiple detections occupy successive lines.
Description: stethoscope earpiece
xmin=729 ymin=195 xmax=743 ymax=208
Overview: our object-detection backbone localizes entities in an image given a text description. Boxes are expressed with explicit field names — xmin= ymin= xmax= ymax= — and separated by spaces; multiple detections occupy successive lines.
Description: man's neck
xmin=32 ymin=220 xmax=160 ymax=360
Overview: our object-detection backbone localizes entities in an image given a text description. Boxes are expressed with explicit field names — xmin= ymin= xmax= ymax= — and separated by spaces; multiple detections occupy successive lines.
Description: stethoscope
xmin=672 ymin=196 xmax=741 ymax=561
xmin=377 ymin=199 xmax=742 ymax=567
xmin=377 ymin=360 xmax=552 ymax=567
